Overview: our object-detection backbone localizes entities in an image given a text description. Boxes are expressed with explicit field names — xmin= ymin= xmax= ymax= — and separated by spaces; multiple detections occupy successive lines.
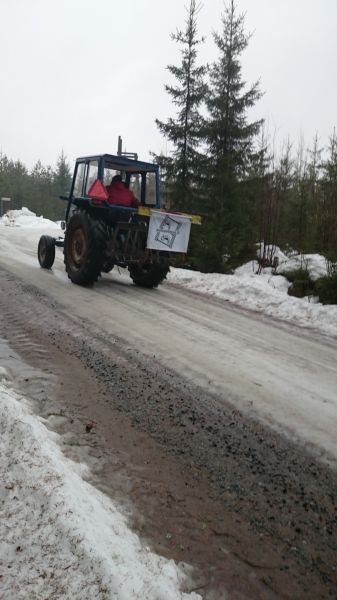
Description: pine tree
xmin=51 ymin=151 xmax=72 ymax=220
xmin=204 ymin=0 xmax=263 ymax=263
xmin=0 ymin=156 xmax=28 ymax=212
xmin=248 ymin=126 xmax=276 ymax=271
xmin=319 ymin=128 xmax=337 ymax=266
xmin=307 ymin=134 xmax=323 ymax=252
xmin=272 ymin=138 xmax=294 ymax=250
xmin=29 ymin=160 xmax=56 ymax=217
xmin=155 ymin=0 xmax=207 ymax=211
xmin=54 ymin=150 xmax=72 ymax=198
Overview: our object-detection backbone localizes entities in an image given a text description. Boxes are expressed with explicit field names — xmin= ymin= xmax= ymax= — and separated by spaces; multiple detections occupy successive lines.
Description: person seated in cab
xmin=106 ymin=175 xmax=139 ymax=208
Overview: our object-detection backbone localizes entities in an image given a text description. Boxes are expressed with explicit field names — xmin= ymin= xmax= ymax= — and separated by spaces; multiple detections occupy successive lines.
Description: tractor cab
xmin=65 ymin=154 xmax=160 ymax=221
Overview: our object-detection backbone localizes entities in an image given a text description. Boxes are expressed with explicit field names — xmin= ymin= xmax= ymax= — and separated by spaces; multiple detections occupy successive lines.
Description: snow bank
xmin=168 ymin=245 xmax=337 ymax=337
xmin=0 ymin=206 xmax=59 ymax=229
xmin=0 ymin=375 xmax=200 ymax=600
xmin=168 ymin=261 xmax=337 ymax=338
xmin=255 ymin=244 xmax=328 ymax=280
xmin=276 ymin=251 xmax=328 ymax=281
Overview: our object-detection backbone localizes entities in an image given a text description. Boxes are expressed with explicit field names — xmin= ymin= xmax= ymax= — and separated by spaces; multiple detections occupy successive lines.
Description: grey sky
xmin=0 ymin=0 xmax=336 ymax=169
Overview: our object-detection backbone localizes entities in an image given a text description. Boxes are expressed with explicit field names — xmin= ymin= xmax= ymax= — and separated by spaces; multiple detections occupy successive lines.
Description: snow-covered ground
xmin=0 ymin=370 xmax=200 ymax=600
xmin=0 ymin=206 xmax=59 ymax=230
xmin=168 ymin=250 xmax=337 ymax=338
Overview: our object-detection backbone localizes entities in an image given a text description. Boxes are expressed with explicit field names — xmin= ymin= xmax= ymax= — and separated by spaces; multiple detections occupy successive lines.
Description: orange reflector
xmin=87 ymin=179 xmax=109 ymax=201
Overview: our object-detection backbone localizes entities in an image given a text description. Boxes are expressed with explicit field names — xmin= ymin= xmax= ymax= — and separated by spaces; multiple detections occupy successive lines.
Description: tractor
xmin=37 ymin=153 xmax=200 ymax=288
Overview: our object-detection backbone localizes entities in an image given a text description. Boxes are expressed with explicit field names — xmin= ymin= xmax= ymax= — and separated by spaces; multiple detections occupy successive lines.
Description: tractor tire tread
xmin=64 ymin=211 xmax=107 ymax=286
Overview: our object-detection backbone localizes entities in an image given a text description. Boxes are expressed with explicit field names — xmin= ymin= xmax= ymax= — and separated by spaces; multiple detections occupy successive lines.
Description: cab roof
xmin=75 ymin=153 xmax=159 ymax=174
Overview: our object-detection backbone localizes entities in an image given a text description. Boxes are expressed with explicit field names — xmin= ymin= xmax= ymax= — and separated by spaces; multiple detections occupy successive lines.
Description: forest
xmin=0 ymin=0 xmax=336 ymax=300
xmin=0 ymin=151 xmax=71 ymax=222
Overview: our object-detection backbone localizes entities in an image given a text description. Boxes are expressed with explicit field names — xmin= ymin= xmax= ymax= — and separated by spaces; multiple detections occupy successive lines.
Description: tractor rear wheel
xmin=128 ymin=263 xmax=169 ymax=288
xmin=38 ymin=235 xmax=55 ymax=269
xmin=64 ymin=211 xmax=107 ymax=285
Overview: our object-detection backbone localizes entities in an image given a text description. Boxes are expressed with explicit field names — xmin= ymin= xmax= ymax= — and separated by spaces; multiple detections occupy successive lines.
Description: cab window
xmin=73 ymin=162 xmax=86 ymax=197
xmin=85 ymin=160 xmax=98 ymax=194
xmin=103 ymin=163 xmax=120 ymax=186
xmin=145 ymin=172 xmax=156 ymax=205
xmin=129 ymin=174 xmax=141 ymax=199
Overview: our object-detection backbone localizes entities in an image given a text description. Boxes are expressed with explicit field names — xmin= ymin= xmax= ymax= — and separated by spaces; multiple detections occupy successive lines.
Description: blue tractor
xmin=37 ymin=153 xmax=200 ymax=288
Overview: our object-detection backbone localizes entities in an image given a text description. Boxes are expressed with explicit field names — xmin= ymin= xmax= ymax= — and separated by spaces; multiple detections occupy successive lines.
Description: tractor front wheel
xmin=38 ymin=235 xmax=55 ymax=269
xmin=64 ymin=212 xmax=106 ymax=285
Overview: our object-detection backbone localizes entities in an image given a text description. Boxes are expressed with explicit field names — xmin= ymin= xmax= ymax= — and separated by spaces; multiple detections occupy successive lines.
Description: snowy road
xmin=1 ymin=224 xmax=337 ymax=465
xmin=1 ymin=217 xmax=337 ymax=599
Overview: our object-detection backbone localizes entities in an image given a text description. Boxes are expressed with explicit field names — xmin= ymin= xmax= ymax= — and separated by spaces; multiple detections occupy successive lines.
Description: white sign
xmin=147 ymin=211 xmax=191 ymax=253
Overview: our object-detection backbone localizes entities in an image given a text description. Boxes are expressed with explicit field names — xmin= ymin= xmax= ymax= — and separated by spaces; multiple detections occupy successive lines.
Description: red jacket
xmin=106 ymin=181 xmax=139 ymax=208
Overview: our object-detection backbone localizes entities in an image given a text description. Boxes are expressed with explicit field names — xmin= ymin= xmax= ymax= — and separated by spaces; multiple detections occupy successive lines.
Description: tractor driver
xmin=106 ymin=175 xmax=139 ymax=208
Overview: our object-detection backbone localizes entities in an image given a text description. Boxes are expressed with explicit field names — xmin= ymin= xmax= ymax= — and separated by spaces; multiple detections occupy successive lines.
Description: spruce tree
xmin=30 ymin=160 xmax=56 ymax=218
xmin=307 ymin=134 xmax=323 ymax=252
xmin=54 ymin=150 xmax=72 ymax=198
xmin=0 ymin=157 xmax=28 ymax=212
xmin=155 ymin=0 xmax=207 ymax=211
xmin=319 ymin=128 xmax=337 ymax=266
xmin=204 ymin=0 xmax=263 ymax=263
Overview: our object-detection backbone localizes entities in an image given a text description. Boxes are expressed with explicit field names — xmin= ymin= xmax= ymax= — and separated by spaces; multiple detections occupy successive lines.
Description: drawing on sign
xmin=155 ymin=214 xmax=182 ymax=248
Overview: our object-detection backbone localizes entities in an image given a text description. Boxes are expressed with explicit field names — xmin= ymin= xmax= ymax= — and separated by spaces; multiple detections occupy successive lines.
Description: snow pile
xmin=0 ymin=377 xmax=200 ymax=600
xmin=0 ymin=206 xmax=59 ymax=229
xmin=253 ymin=245 xmax=328 ymax=280
xmin=275 ymin=249 xmax=328 ymax=280
xmin=233 ymin=248 xmax=328 ymax=289
xmin=168 ymin=244 xmax=337 ymax=338
xmin=168 ymin=260 xmax=337 ymax=337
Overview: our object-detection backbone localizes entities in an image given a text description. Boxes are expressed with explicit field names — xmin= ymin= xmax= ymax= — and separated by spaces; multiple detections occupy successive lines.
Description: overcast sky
xmin=0 ymin=0 xmax=336 ymax=170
